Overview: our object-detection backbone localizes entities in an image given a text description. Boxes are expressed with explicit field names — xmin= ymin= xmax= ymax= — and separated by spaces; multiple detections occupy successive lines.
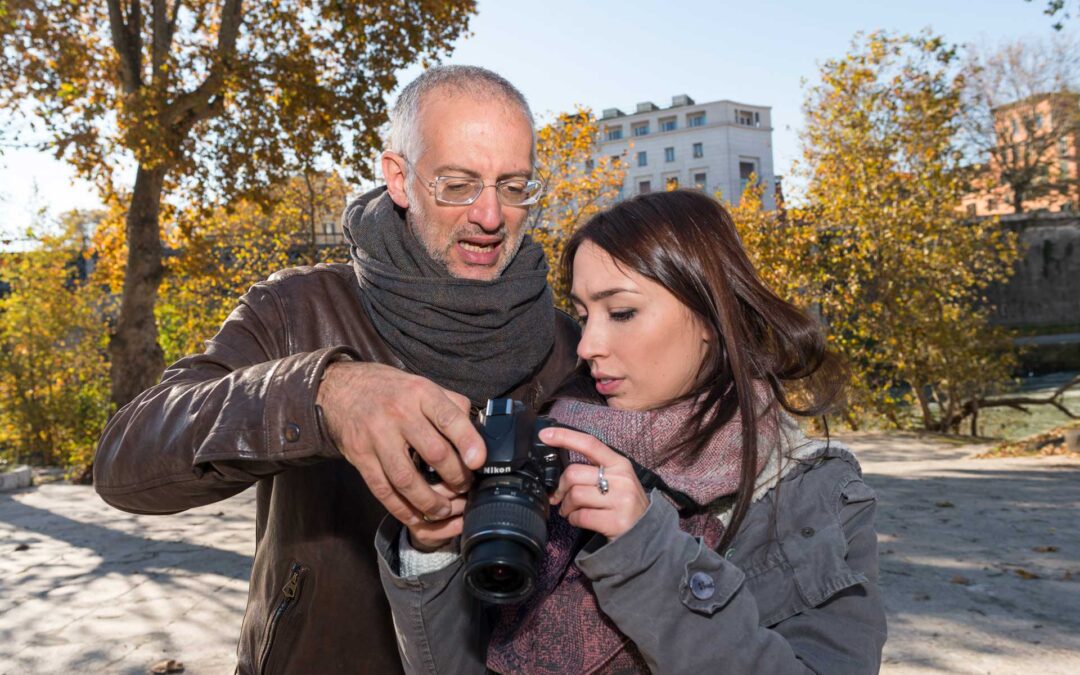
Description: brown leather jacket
xmin=93 ymin=263 xmax=580 ymax=675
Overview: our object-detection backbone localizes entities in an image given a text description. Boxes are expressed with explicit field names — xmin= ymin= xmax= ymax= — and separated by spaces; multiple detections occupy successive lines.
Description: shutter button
xmin=284 ymin=423 xmax=301 ymax=443
xmin=689 ymin=572 xmax=716 ymax=600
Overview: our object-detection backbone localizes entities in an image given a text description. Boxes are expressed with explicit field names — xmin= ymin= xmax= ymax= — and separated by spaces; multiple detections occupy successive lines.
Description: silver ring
xmin=597 ymin=465 xmax=610 ymax=495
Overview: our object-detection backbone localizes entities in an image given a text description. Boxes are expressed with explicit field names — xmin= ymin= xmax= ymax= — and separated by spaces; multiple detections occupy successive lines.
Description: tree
xmin=527 ymin=107 xmax=626 ymax=307
xmin=0 ymin=211 xmax=111 ymax=470
xmin=155 ymin=172 xmax=350 ymax=364
xmin=960 ymin=35 xmax=1080 ymax=212
xmin=1025 ymin=0 xmax=1079 ymax=30
xmin=798 ymin=31 xmax=1021 ymax=431
xmin=0 ymin=0 xmax=476 ymax=409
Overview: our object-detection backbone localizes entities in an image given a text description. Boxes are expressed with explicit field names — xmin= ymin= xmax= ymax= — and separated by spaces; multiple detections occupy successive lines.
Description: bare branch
xmin=163 ymin=0 xmax=242 ymax=131
xmin=150 ymin=0 xmax=176 ymax=87
xmin=106 ymin=0 xmax=142 ymax=94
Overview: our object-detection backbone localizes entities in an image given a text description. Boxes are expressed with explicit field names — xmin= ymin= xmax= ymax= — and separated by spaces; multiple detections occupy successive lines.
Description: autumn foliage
xmin=0 ymin=214 xmax=111 ymax=471
xmin=732 ymin=32 xmax=1021 ymax=431
xmin=528 ymin=108 xmax=626 ymax=308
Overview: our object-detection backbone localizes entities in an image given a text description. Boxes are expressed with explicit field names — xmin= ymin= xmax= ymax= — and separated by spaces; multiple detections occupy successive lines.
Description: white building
xmin=596 ymin=94 xmax=776 ymax=209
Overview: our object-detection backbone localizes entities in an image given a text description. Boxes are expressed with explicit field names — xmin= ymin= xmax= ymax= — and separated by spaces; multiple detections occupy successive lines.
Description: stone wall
xmin=987 ymin=212 xmax=1080 ymax=328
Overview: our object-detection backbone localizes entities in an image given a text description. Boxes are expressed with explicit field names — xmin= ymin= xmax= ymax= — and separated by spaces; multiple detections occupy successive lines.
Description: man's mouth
xmin=456 ymin=238 xmax=503 ymax=265
xmin=459 ymin=241 xmax=499 ymax=253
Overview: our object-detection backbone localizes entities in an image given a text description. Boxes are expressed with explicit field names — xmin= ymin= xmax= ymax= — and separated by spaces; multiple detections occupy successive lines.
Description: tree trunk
xmin=108 ymin=165 xmax=167 ymax=410
xmin=1012 ymin=185 xmax=1025 ymax=213
xmin=913 ymin=385 xmax=936 ymax=431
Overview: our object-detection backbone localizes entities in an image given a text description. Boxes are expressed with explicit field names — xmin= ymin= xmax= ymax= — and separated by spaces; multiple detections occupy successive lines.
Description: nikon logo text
xmin=482 ymin=466 xmax=512 ymax=475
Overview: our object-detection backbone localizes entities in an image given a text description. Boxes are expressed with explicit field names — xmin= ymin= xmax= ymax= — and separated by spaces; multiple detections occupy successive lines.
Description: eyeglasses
xmin=404 ymin=158 xmax=544 ymax=207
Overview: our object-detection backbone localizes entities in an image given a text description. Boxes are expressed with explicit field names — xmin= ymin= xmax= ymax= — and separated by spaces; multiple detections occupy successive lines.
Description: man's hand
xmin=317 ymin=361 xmax=485 ymax=525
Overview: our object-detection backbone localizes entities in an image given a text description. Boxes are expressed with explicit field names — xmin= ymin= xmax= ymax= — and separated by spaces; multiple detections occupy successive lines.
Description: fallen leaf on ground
xmin=14 ymin=543 xmax=29 ymax=551
xmin=150 ymin=658 xmax=184 ymax=674
xmin=1032 ymin=546 xmax=1058 ymax=553
xmin=950 ymin=575 xmax=973 ymax=585
xmin=1013 ymin=568 xmax=1041 ymax=580
xmin=935 ymin=501 xmax=954 ymax=508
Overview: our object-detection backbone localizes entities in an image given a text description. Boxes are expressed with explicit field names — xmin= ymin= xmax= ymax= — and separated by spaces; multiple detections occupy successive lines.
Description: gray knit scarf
xmin=341 ymin=187 xmax=555 ymax=406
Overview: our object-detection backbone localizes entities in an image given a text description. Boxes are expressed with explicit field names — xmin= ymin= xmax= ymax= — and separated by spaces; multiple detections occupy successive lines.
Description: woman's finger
xmin=551 ymin=463 xmax=604 ymax=503
xmin=539 ymin=427 xmax=625 ymax=468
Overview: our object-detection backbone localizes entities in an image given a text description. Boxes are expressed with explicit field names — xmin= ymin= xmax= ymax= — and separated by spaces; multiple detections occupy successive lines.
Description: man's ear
xmin=381 ymin=151 xmax=410 ymax=209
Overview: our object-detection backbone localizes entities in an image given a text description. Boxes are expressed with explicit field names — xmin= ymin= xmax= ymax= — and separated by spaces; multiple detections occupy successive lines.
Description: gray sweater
xmin=375 ymin=442 xmax=887 ymax=674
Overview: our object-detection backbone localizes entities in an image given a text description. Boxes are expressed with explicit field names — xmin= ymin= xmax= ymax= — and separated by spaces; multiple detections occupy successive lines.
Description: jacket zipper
xmin=258 ymin=562 xmax=306 ymax=675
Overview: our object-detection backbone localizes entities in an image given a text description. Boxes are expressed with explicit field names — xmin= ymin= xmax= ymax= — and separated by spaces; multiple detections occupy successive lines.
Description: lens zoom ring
xmin=463 ymin=500 xmax=547 ymax=544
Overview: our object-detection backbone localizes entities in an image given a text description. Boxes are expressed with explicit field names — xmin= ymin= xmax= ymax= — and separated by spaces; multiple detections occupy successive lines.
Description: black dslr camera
xmin=417 ymin=398 xmax=567 ymax=604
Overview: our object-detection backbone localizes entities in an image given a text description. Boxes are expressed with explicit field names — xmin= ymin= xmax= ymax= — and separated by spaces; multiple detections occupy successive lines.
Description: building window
xmin=966 ymin=204 xmax=977 ymax=218
xmin=632 ymin=122 xmax=649 ymax=137
xmin=1034 ymin=113 xmax=1044 ymax=130
xmin=692 ymin=142 xmax=704 ymax=158
xmin=739 ymin=158 xmax=759 ymax=192
xmin=638 ymin=180 xmax=652 ymax=194
xmin=688 ymin=112 xmax=706 ymax=127
xmin=664 ymin=147 xmax=675 ymax=162
xmin=736 ymin=109 xmax=760 ymax=127
xmin=693 ymin=172 xmax=707 ymax=189
xmin=666 ymin=176 xmax=679 ymax=191
xmin=605 ymin=126 xmax=623 ymax=141
xmin=987 ymin=198 xmax=998 ymax=211
xmin=637 ymin=151 xmax=647 ymax=167
xmin=659 ymin=117 xmax=676 ymax=132
xmin=610 ymin=155 xmax=621 ymax=165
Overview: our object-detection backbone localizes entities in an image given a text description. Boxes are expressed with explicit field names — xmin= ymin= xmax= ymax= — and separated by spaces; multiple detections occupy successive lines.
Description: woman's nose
xmin=576 ymin=320 xmax=606 ymax=362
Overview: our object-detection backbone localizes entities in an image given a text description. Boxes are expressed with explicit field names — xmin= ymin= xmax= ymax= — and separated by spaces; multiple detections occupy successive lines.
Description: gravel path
xmin=1 ymin=433 xmax=1077 ymax=674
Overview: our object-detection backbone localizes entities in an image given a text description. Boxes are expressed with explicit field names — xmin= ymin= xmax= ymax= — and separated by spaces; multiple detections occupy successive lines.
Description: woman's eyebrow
xmin=569 ymin=287 xmax=640 ymax=304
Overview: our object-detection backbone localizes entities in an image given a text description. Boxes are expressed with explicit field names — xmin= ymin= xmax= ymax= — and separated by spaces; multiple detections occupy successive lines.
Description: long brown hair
xmin=559 ymin=189 xmax=845 ymax=551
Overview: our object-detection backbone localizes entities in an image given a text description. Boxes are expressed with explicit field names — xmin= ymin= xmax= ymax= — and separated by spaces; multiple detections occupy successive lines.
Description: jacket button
xmin=801 ymin=526 xmax=815 ymax=538
xmin=284 ymin=423 xmax=301 ymax=443
xmin=724 ymin=548 xmax=736 ymax=560
xmin=689 ymin=571 xmax=716 ymax=600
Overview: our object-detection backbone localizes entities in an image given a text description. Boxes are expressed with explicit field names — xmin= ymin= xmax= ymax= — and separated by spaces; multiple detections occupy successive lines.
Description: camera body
xmin=416 ymin=398 xmax=568 ymax=604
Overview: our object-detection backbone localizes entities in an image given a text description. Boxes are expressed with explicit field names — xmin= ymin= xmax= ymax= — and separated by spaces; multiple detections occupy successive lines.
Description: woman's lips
xmin=594 ymin=377 xmax=622 ymax=396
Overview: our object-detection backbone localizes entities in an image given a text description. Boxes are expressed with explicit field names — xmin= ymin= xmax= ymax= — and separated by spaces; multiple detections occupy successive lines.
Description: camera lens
xmin=464 ymin=540 xmax=533 ymax=599
xmin=461 ymin=479 xmax=548 ymax=604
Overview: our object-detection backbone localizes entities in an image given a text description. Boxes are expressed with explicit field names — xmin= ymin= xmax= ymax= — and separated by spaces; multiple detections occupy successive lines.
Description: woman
xmin=376 ymin=190 xmax=887 ymax=674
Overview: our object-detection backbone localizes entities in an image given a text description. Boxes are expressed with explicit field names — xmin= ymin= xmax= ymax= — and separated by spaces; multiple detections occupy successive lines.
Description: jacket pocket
xmin=257 ymin=561 xmax=309 ymax=675
xmin=747 ymin=521 xmax=868 ymax=627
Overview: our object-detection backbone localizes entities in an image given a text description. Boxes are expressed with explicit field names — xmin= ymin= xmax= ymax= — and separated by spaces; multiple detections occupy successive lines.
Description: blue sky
xmin=0 ymin=0 xmax=1069 ymax=240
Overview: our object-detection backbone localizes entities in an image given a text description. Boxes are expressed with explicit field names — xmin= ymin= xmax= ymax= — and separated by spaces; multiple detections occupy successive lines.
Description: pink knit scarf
xmin=486 ymin=393 xmax=777 ymax=674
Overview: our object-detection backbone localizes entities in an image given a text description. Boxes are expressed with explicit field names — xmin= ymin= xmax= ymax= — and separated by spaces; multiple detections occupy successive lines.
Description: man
xmin=94 ymin=65 xmax=580 ymax=674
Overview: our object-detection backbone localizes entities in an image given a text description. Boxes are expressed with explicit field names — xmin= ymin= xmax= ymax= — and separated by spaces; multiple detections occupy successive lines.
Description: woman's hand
xmin=404 ymin=482 xmax=468 ymax=552
xmin=542 ymin=427 xmax=649 ymax=540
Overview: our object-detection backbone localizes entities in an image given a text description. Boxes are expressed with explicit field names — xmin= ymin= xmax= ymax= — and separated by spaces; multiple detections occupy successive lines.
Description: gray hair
xmin=387 ymin=65 xmax=535 ymax=164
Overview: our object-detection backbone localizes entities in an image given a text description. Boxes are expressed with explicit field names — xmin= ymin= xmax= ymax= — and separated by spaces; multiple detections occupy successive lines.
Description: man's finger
xmin=404 ymin=425 xmax=471 ymax=493
xmin=424 ymin=388 xmax=486 ymax=470
xmin=355 ymin=458 xmax=424 ymax=526
xmin=377 ymin=437 xmax=452 ymax=519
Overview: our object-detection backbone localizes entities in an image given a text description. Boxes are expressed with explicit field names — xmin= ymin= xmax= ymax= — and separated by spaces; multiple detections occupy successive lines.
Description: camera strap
xmin=620 ymin=453 xmax=712 ymax=517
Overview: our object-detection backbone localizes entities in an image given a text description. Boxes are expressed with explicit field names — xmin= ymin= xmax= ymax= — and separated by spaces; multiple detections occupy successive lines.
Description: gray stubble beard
xmin=404 ymin=182 xmax=528 ymax=279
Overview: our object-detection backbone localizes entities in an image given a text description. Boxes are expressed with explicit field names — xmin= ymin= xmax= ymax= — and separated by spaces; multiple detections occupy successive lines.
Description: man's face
xmin=404 ymin=93 xmax=535 ymax=280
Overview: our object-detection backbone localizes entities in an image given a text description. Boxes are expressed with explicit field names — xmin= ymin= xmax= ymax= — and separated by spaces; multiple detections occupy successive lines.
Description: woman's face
xmin=570 ymin=240 xmax=711 ymax=411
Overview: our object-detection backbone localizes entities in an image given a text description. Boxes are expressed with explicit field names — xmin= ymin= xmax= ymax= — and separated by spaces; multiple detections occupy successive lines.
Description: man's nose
xmin=467 ymin=185 xmax=503 ymax=232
